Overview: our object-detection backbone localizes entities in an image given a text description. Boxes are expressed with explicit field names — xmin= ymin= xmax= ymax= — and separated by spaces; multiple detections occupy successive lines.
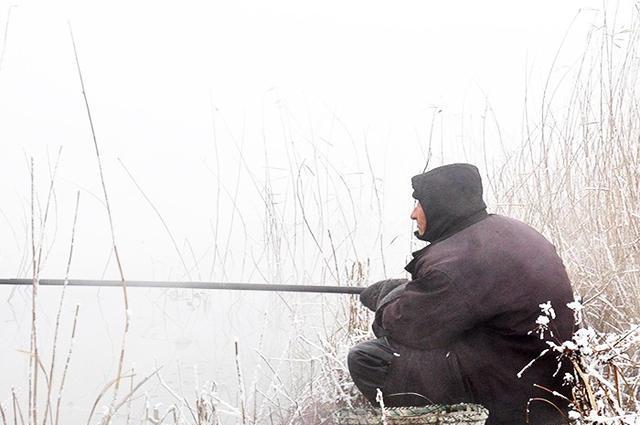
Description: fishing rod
xmin=0 ymin=278 xmax=365 ymax=294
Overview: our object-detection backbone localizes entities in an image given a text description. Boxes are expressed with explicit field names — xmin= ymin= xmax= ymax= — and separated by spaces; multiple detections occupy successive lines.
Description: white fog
xmin=0 ymin=1 xmax=637 ymax=424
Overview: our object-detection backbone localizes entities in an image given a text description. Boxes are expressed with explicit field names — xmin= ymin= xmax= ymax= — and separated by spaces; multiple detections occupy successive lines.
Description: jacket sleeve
xmin=359 ymin=278 xmax=409 ymax=312
xmin=381 ymin=270 xmax=480 ymax=350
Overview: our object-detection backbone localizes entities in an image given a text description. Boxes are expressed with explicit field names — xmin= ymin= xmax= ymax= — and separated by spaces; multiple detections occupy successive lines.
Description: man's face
xmin=411 ymin=201 xmax=427 ymax=236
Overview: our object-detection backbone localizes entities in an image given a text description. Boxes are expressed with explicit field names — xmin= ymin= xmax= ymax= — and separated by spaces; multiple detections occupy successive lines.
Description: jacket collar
xmin=405 ymin=211 xmax=490 ymax=276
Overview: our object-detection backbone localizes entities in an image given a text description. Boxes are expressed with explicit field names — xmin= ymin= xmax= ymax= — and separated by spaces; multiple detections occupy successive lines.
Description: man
xmin=348 ymin=163 xmax=574 ymax=425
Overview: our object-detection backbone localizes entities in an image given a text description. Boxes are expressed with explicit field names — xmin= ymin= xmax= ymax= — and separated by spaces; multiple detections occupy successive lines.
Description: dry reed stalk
xmin=247 ymin=311 xmax=269 ymax=424
xmin=152 ymin=405 xmax=179 ymax=425
xmin=102 ymin=369 xmax=161 ymax=424
xmin=85 ymin=372 xmax=136 ymax=425
xmin=155 ymin=372 xmax=199 ymax=424
xmin=0 ymin=402 xmax=7 ymax=425
xmin=43 ymin=191 xmax=80 ymax=425
xmin=200 ymin=169 xmax=250 ymax=280
xmin=207 ymin=96 xmax=222 ymax=282
xmin=35 ymin=147 xmax=62 ymax=278
xmin=25 ymin=148 xmax=63 ymax=425
xmin=234 ymin=340 xmax=247 ymax=425
xmin=125 ymin=367 xmax=134 ymax=425
xmin=69 ymin=24 xmax=130 ymax=424
xmin=29 ymin=158 xmax=39 ymax=425
xmin=0 ymin=5 xmax=15 ymax=74
xmin=54 ymin=304 xmax=79 ymax=425
xmin=364 ymin=140 xmax=386 ymax=278
xmin=118 ymin=159 xmax=193 ymax=280
xmin=254 ymin=351 xmax=298 ymax=408
xmin=12 ymin=388 xmax=24 ymax=425
xmin=213 ymin=111 xmax=251 ymax=281
xmin=32 ymin=358 xmax=51 ymax=424
xmin=253 ymin=342 xmax=296 ymax=421
xmin=294 ymin=163 xmax=338 ymax=283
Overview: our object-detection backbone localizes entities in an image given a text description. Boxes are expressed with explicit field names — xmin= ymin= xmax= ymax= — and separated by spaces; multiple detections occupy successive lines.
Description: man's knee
xmin=347 ymin=338 xmax=396 ymax=403
xmin=347 ymin=342 xmax=370 ymax=375
xmin=348 ymin=339 xmax=394 ymax=373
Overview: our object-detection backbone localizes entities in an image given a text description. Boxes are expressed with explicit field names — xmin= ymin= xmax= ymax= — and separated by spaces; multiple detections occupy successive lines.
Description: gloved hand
xmin=360 ymin=279 xmax=408 ymax=312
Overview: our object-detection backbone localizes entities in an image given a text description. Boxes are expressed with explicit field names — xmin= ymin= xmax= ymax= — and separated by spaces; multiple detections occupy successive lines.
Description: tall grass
xmin=487 ymin=6 xmax=639 ymax=332
xmin=484 ymin=6 xmax=640 ymax=422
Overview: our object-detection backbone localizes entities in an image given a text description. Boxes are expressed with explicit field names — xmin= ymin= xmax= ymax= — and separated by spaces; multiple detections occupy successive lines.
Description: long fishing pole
xmin=0 ymin=278 xmax=365 ymax=294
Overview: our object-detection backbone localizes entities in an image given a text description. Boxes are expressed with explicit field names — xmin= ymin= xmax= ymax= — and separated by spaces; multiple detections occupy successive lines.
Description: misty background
xmin=0 ymin=1 xmax=634 ymax=423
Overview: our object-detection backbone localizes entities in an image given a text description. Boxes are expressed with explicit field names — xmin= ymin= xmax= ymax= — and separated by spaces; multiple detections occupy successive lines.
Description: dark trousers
xmin=348 ymin=338 xmax=473 ymax=407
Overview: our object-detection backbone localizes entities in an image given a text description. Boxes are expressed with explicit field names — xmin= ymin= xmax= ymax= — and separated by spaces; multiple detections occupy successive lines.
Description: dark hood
xmin=411 ymin=163 xmax=487 ymax=243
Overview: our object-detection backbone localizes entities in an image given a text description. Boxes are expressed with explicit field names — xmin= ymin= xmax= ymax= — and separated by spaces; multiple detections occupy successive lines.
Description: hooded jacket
xmin=371 ymin=164 xmax=575 ymax=424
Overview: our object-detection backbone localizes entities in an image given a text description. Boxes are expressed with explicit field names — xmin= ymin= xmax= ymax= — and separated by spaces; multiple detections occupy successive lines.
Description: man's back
xmin=382 ymin=214 xmax=575 ymax=424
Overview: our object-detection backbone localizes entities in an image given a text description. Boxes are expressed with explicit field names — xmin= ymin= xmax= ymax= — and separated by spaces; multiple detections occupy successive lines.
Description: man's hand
xmin=360 ymin=279 xmax=408 ymax=312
